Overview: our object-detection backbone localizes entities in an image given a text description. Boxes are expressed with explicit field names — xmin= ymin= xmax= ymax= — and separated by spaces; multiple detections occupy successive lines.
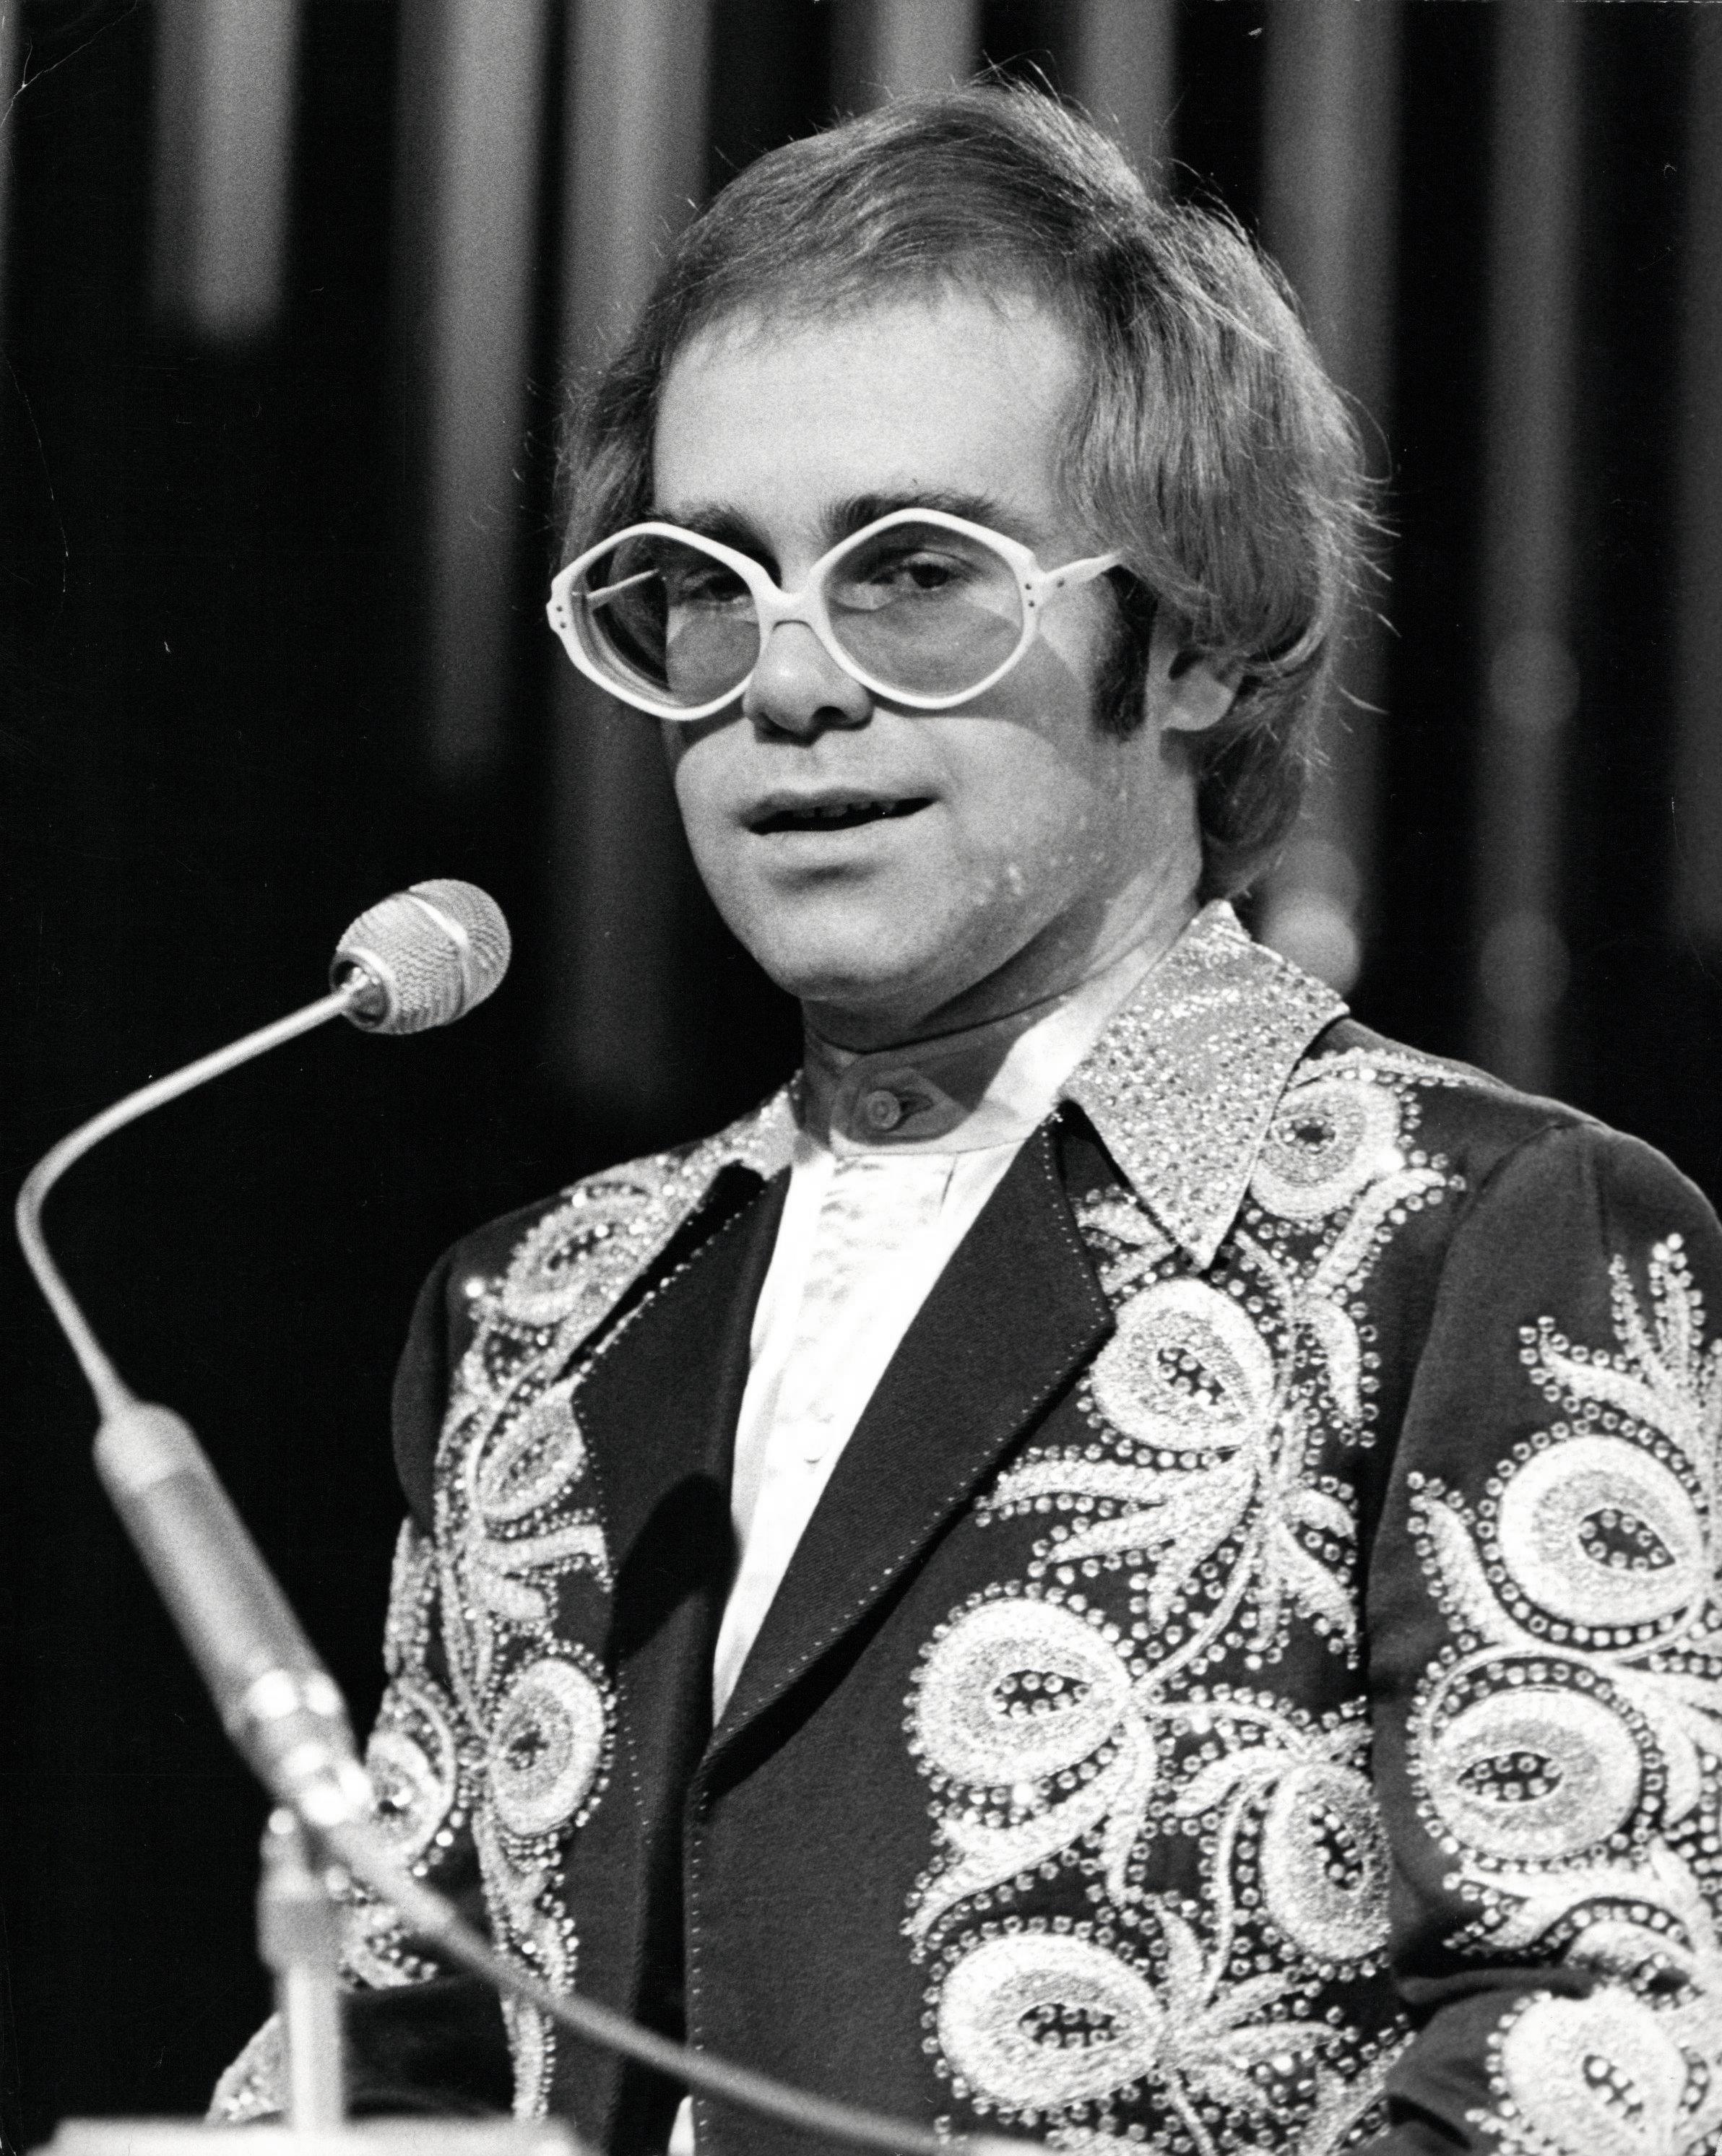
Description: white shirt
xmin=709 ymin=935 xmax=1165 ymax=1723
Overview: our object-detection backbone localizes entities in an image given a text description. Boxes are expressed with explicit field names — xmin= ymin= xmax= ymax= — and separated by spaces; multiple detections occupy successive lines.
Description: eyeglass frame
xmin=545 ymin=506 xmax=1125 ymax=722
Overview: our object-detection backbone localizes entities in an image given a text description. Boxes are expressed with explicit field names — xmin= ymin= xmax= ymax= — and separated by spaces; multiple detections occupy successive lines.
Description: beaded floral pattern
xmin=1404 ymin=1236 xmax=1722 ymax=2155
xmin=427 ymin=1096 xmax=795 ymax=2113
xmin=217 ymin=1099 xmax=797 ymax=2123
xmin=332 ymin=1525 xmax=476 ymax=1993
xmin=909 ymin=1048 xmax=1471 ymax=2154
xmin=212 ymin=903 xmax=1722 ymax=2151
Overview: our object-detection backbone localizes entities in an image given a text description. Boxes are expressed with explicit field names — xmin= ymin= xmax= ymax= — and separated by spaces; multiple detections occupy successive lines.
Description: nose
xmin=743 ymin=620 xmax=873 ymax=739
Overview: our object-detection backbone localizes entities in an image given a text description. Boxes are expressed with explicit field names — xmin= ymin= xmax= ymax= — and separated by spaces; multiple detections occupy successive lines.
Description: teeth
xmin=751 ymin=795 xmax=928 ymax=834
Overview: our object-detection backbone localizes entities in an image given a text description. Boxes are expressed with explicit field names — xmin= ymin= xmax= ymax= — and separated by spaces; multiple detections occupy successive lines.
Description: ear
xmin=1145 ymin=614 xmax=1242 ymax=736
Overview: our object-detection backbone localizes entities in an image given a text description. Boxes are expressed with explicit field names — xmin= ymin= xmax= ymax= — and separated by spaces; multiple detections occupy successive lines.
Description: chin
xmin=763 ymin=948 xmax=928 ymax=1012
xmin=747 ymin=922 xmax=944 ymax=1016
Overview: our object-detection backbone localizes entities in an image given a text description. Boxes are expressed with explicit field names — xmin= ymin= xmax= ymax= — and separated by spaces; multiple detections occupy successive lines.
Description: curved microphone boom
xmin=13 ymin=881 xmax=511 ymax=1827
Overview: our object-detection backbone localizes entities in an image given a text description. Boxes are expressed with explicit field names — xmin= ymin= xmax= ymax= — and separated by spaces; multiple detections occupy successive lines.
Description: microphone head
xmin=332 ymin=879 xmax=511 ymax=1035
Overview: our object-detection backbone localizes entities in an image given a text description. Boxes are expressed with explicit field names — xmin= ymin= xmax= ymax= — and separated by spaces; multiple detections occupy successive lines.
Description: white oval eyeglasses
xmin=545 ymin=507 xmax=1123 ymax=721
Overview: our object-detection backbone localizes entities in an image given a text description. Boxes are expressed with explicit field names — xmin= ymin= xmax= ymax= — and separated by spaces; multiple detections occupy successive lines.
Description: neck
xmin=795 ymin=914 xmax=1199 ymax=1153
xmin=802 ymin=855 xmax=1202 ymax=1056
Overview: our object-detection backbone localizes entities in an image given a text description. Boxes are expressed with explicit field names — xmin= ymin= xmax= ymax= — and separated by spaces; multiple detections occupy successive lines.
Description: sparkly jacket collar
xmin=1060 ymin=900 xmax=1344 ymax=1266
xmin=717 ymin=901 xmax=1343 ymax=1268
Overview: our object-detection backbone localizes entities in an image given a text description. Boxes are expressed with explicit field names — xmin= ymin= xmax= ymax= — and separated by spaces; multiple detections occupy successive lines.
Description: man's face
xmin=652 ymin=287 xmax=1217 ymax=1048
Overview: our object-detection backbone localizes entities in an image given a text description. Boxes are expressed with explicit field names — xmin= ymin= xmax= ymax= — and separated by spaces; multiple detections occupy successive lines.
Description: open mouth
xmin=749 ymin=797 xmax=933 ymax=836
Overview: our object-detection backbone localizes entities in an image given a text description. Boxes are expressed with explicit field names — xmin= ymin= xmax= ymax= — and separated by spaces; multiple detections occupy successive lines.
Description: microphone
xmin=93 ymin=1400 xmax=373 ymax=1829
xmin=18 ymin=878 xmax=511 ymax=1419
xmin=333 ymin=878 xmax=511 ymax=1034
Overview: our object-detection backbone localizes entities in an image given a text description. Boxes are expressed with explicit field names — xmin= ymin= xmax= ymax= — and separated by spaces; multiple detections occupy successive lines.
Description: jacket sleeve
xmin=209 ymin=1250 xmax=514 ymax=2123
xmin=1363 ymin=1121 xmax=1722 ymax=2154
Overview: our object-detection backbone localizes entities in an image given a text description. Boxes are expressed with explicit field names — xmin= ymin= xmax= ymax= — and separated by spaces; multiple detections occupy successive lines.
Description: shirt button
xmin=858 ymin=1087 xmax=904 ymax=1133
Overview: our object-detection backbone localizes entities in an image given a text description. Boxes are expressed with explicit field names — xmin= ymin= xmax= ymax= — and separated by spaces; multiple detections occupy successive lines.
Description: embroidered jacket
xmin=213 ymin=906 xmax=1722 ymax=2156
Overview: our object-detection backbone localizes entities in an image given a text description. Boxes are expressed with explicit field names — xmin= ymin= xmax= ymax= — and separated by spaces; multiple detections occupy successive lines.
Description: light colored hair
xmin=558 ymin=84 xmax=1369 ymax=896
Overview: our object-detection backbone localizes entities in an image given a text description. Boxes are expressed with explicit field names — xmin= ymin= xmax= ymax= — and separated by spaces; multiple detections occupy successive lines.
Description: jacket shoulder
xmin=1300 ymin=1016 xmax=1714 ymax=1232
xmin=437 ymin=1086 xmax=795 ymax=1320
xmin=432 ymin=1145 xmax=703 ymax=1311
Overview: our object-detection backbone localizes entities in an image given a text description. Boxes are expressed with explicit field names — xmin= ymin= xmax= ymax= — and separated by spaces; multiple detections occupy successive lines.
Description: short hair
xmin=558 ymin=83 xmax=1368 ymax=897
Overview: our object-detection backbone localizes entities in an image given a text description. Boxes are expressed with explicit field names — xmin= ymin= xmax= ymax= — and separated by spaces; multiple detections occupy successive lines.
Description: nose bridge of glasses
xmin=748 ymin=567 xmax=863 ymax=690
xmin=745 ymin=578 xmax=874 ymax=722
xmin=752 ymin=612 xmax=860 ymax=698
xmin=751 ymin=573 xmax=823 ymax=633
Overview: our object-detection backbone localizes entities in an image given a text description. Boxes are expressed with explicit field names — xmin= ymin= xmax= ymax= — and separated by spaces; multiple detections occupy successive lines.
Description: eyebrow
xmin=828 ymin=490 xmax=1031 ymax=543
xmin=649 ymin=505 xmax=769 ymax=556
xmin=647 ymin=488 xmax=1038 ymax=562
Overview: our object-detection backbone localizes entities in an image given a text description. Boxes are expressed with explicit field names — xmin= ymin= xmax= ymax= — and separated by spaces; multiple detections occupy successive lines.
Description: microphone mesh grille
xmin=334 ymin=879 xmax=512 ymax=1034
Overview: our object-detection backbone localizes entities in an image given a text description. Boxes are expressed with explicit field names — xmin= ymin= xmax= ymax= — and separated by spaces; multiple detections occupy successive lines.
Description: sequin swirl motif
xmin=328 ymin=1520 xmax=480 ymax=1998
xmin=910 ymin=1050 xmax=1466 ymax=2152
xmin=1406 ymin=1237 xmax=1722 ymax=2156
xmin=207 ymin=2015 xmax=286 ymax=2125
xmin=423 ymin=1094 xmax=796 ymax=2113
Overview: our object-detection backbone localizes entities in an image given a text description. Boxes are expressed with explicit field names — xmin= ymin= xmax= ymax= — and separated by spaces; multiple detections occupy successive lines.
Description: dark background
xmin=2 ymin=1 xmax=1718 ymax=2145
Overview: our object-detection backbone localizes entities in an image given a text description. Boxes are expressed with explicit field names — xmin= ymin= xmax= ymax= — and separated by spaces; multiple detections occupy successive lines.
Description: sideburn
xmin=1093 ymin=569 xmax=1160 ymax=739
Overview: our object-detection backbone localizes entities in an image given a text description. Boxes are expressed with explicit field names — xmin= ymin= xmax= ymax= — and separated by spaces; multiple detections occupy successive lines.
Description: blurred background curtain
xmin=2 ymin=0 xmax=1718 ymax=2138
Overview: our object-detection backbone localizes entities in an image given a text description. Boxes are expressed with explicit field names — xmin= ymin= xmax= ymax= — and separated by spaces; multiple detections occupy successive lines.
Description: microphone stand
xmin=260 ymin=1811 xmax=347 ymax=2134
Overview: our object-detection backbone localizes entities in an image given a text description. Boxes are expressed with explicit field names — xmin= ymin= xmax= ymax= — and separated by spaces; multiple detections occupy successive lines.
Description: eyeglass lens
xmin=573 ymin=520 xmax=1026 ymax=710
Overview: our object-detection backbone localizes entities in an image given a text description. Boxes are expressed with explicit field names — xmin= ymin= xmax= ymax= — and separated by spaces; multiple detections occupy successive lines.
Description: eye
xmin=834 ymin=534 xmax=985 ymax=610
xmin=874 ymin=546 xmax=967 ymax=594
xmin=1579 ymin=1505 xmax=1677 ymax=1572
xmin=894 ymin=550 xmax=963 ymax=592
xmin=1021 ymin=2001 xmax=1119 ymax=2051
xmin=991 ymin=1668 xmax=1093 ymax=1720
xmin=659 ymin=558 xmax=749 ymax=608
xmin=1455 ymin=1748 xmax=1564 ymax=1804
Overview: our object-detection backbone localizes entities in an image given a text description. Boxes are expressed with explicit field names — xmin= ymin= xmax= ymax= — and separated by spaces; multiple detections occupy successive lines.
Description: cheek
xmin=943 ymin=722 xmax=1133 ymax=883
xmin=664 ymin=733 xmax=732 ymax=854
xmin=950 ymin=627 xmax=1133 ymax=849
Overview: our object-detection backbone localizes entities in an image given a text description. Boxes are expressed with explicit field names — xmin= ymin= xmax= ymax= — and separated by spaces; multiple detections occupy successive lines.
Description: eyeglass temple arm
xmin=574 ymin=567 xmax=659 ymax=608
xmin=1043 ymin=550 xmax=1126 ymax=592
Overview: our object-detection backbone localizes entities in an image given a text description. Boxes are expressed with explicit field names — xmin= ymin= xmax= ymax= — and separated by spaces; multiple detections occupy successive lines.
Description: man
xmin=217 ymin=87 xmax=1722 ymax=2156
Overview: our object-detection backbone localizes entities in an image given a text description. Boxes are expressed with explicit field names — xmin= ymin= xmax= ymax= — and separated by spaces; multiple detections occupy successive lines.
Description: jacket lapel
xmin=707 ymin=1124 xmax=1112 ymax=1751
xmin=556 ymin=1164 xmax=787 ymax=2148
xmin=574 ymin=1164 xmax=787 ymax=1769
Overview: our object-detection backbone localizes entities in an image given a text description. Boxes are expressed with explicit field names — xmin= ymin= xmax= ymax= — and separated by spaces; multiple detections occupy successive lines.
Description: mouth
xmin=747 ymin=795 xmax=934 ymax=836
